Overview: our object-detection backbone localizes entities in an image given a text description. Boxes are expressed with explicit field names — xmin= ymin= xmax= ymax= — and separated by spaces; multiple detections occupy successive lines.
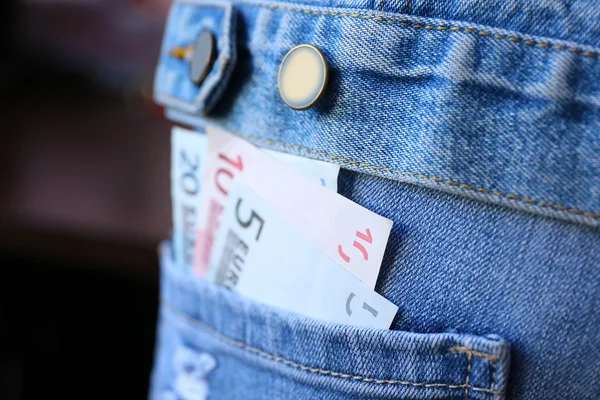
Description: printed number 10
xmin=215 ymin=153 xmax=244 ymax=196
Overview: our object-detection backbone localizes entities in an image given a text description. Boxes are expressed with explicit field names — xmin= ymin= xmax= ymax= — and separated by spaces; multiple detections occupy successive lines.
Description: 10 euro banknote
xmin=192 ymin=126 xmax=393 ymax=288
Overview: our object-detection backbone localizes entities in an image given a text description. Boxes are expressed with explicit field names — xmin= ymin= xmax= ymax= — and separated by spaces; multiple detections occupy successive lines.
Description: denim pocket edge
xmin=153 ymin=241 xmax=511 ymax=400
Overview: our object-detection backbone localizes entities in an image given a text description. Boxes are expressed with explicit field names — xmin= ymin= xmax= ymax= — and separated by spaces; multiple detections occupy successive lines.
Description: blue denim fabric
xmin=151 ymin=243 xmax=511 ymax=400
xmin=155 ymin=1 xmax=237 ymax=115
xmin=152 ymin=1 xmax=600 ymax=399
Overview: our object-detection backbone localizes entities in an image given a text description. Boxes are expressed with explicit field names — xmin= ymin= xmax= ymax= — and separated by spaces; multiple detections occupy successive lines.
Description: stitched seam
xmin=450 ymin=345 xmax=500 ymax=363
xmin=464 ymin=353 xmax=471 ymax=400
xmin=380 ymin=0 xmax=385 ymax=12
xmin=490 ymin=362 xmax=497 ymax=400
xmin=240 ymin=2 xmax=600 ymax=61
xmin=453 ymin=345 xmax=500 ymax=399
xmin=165 ymin=302 xmax=504 ymax=394
xmin=164 ymin=3 xmax=600 ymax=219
xmin=235 ymin=134 xmax=600 ymax=220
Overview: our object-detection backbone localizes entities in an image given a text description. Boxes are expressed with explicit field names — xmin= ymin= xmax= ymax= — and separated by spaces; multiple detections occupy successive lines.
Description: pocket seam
xmin=236 ymin=1 xmax=600 ymax=62
xmin=241 ymin=134 xmax=600 ymax=220
xmin=451 ymin=346 xmax=500 ymax=399
xmin=165 ymin=302 xmax=504 ymax=395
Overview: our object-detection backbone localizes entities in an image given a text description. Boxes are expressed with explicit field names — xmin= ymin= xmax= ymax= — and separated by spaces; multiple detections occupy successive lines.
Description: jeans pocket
xmin=149 ymin=241 xmax=511 ymax=400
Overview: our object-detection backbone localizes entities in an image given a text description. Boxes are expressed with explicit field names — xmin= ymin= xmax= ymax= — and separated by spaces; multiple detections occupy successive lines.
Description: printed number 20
xmin=235 ymin=198 xmax=264 ymax=241
xmin=180 ymin=151 xmax=200 ymax=196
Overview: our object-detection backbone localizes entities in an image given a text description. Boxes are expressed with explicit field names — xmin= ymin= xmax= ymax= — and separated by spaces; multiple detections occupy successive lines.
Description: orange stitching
xmin=465 ymin=353 xmax=472 ymax=400
xmin=490 ymin=362 xmax=497 ymax=398
xmin=166 ymin=303 xmax=505 ymax=394
xmin=450 ymin=346 xmax=500 ymax=363
xmin=407 ymin=0 xmax=413 ymax=14
xmin=155 ymin=112 xmax=598 ymax=220
xmin=242 ymin=2 xmax=600 ymax=60
xmin=239 ymin=134 xmax=600 ymax=220
xmin=452 ymin=346 xmax=500 ymax=399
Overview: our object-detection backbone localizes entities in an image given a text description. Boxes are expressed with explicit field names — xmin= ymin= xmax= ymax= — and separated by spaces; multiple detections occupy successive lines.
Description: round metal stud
xmin=189 ymin=30 xmax=216 ymax=86
xmin=278 ymin=44 xmax=329 ymax=110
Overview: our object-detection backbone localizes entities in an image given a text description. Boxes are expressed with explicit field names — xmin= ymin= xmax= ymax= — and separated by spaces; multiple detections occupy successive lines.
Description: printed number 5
xmin=235 ymin=198 xmax=265 ymax=241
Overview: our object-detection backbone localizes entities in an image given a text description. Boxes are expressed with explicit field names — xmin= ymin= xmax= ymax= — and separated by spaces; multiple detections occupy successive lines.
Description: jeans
xmin=151 ymin=1 xmax=600 ymax=398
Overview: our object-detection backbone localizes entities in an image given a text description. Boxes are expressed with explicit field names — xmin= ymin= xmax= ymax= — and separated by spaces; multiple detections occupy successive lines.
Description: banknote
xmin=194 ymin=126 xmax=392 ymax=288
xmin=191 ymin=127 xmax=342 ymax=277
xmin=171 ymin=126 xmax=207 ymax=270
xmin=264 ymin=149 xmax=339 ymax=191
xmin=207 ymin=178 xmax=398 ymax=329
xmin=172 ymin=126 xmax=335 ymax=273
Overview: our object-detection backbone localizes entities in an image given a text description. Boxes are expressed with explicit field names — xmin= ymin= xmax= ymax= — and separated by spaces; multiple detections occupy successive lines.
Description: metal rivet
xmin=189 ymin=30 xmax=216 ymax=86
xmin=278 ymin=44 xmax=329 ymax=110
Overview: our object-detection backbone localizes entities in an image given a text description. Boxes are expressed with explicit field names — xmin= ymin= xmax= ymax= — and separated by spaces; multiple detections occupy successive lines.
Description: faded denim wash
xmin=151 ymin=0 xmax=600 ymax=399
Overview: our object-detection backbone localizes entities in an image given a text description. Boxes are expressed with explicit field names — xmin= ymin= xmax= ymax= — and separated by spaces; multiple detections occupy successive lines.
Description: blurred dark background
xmin=0 ymin=1 xmax=172 ymax=398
